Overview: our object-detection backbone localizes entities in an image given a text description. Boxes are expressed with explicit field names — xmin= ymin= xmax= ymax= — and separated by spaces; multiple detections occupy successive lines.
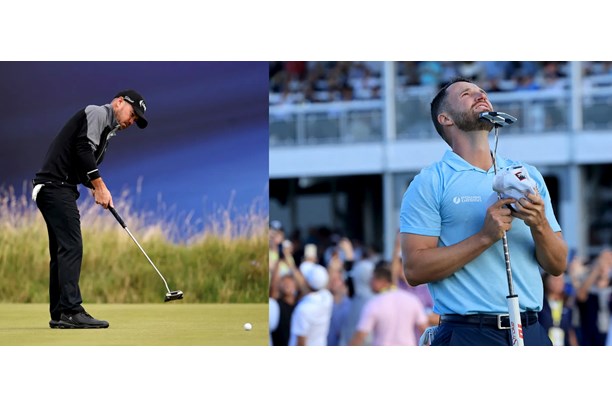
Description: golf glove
xmin=492 ymin=165 xmax=537 ymax=210
xmin=32 ymin=184 xmax=44 ymax=202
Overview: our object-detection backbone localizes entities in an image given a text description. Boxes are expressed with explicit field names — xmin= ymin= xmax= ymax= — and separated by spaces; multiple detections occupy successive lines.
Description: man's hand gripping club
xmin=90 ymin=178 xmax=113 ymax=209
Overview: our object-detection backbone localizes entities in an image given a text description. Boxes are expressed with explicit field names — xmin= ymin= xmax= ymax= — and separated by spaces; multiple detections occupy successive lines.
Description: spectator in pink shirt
xmin=350 ymin=263 xmax=429 ymax=346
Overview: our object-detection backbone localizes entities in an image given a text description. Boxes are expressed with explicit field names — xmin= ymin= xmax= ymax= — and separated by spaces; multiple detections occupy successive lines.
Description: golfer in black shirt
xmin=32 ymin=90 xmax=148 ymax=329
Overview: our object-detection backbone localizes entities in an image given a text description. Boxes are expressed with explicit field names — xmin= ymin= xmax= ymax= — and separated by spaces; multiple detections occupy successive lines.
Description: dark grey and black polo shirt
xmin=34 ymin=104 xmax=120 ymax=188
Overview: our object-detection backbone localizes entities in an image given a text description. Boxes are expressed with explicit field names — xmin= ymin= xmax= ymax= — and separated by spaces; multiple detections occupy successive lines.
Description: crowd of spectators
xmin=269 ymin=61 xmax=612 ymax=106
xmin=269 ymin=220 xmax=612 ymax=346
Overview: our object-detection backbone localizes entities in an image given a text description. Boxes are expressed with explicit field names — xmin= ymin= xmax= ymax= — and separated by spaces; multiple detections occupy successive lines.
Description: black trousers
xmin=35 ymin=183 xmax=85 ymax=319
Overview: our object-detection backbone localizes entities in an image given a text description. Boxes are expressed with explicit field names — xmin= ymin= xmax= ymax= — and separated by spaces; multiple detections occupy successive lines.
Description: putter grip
xmin=109 ymin=207 xmax=127 ymax=228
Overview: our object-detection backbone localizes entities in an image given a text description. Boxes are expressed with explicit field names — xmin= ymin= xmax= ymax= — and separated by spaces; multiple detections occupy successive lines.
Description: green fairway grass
xmin=0 ymin=303 xmax=268 ymax=346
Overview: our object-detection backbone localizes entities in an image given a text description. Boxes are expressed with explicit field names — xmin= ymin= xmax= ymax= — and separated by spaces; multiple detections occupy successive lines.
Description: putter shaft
xmin=122 ymin=226 xmax=172 ymax=294
xmin=108 ymin=207 xmax=175 ymax=295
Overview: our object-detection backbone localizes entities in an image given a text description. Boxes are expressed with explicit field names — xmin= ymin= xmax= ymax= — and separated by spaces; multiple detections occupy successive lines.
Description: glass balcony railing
xmin=269 ymin=100 xmax=384 ymax=146
xmin=269 ymin=78 xmax=612 ymax=147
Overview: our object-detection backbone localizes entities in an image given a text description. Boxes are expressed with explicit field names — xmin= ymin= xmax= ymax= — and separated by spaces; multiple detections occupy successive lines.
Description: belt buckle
xmin=496 ymin=314 xmax=510 ymax=330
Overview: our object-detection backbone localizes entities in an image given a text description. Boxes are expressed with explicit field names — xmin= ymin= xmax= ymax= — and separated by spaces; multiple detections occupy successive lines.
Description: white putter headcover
xmin=492 ymin=165 xmax=537 ymax=210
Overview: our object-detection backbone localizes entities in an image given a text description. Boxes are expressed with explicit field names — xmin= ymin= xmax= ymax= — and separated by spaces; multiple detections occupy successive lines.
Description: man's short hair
xmin=372 ymin=263 xmax=392 ymax=283
xmin=430 ymin=77 xmax=474 ymax=145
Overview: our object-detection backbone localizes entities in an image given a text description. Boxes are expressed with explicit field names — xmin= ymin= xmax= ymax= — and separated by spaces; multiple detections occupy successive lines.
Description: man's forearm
xmin=402 ymin=232 xmax=494 ymax=286
xmin=90 ymin=177 xmax=106 ymax=191
xmin=91 ymin=177 xmax=113 ymax=208
xmin=532 ymin=226 xmax=567 ymax=276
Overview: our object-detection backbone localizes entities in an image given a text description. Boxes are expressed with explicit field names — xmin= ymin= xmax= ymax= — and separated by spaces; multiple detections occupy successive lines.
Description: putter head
xmin=164 ymin=290 xmax=184 ymax=302
xmin=479 ymin=111 xmax=517 ymax=127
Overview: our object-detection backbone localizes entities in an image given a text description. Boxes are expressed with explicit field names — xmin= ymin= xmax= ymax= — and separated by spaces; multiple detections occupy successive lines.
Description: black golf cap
xmin=115 ymin=89 xmax=148 ymax=129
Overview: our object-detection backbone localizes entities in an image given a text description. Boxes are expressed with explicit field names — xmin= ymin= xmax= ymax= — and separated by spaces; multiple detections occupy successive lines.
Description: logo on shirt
xmin=453 ymin=195 xmax=482 ymax=204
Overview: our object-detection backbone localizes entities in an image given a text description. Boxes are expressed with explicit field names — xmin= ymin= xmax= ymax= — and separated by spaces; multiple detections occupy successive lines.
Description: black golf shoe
xmin=58 ymin=312 xmax=109 ymax=329
xmin=49 ymin=320 xmax=61 ymax=329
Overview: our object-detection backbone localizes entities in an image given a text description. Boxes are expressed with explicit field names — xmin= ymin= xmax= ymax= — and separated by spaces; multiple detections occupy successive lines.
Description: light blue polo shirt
xmin=400 ymin=150 xmax=561 ymax=315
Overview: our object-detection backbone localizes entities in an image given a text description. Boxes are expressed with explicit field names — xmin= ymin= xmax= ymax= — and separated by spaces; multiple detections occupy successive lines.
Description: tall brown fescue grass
xmin=0 ymin=182 xmax=268 ymax=303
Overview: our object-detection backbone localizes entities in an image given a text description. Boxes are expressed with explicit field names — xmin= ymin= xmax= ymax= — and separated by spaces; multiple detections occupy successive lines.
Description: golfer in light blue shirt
xmin=400 ymin=78 xmax=568 ymax=346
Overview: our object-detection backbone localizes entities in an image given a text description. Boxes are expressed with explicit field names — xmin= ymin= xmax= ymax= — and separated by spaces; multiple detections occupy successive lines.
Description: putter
xmin=479 ymin=111 xmax=523 ymax=346
xmin=108 ymin=206 xmax=184 ymax=302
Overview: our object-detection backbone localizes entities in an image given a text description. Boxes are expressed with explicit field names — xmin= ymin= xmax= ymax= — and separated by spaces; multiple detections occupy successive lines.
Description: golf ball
xmin=244 ymin=323 xmax=252 ymax=331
